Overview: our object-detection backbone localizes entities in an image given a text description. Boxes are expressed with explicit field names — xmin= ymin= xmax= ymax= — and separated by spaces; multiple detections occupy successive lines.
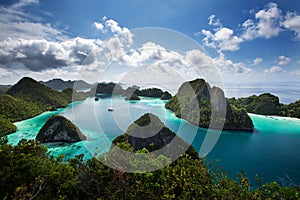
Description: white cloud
xmin=213 ymin=53 xmax=253 ymax=75
xmin=264 ymin=66 xmax=282 ymax=73
xmin=254 ymin=2 xmax=282 ymax=38
xmin=94 ymin=22 xmax=104 ymax=31
xmin=201 ymin=27 xmax=243 ymax=51
xmin=11 ymin=0 xmax=39 ymax=9
xmin=201 ymin=3 xmax=284 ymax=51
xmin=277 ymin=55 xmax=291 ymax=65
xmin=242 ymin=2 xmax=281 ymax=40
xmin=0 ymin=0 xmax=64 ymax=41
xmin=253 ymin=57 xmax=262 ymax=65
xmin=208 ymin=15 xmax=222 ymax=26
xmin=282 ymin=12 xmax=300 ymax=40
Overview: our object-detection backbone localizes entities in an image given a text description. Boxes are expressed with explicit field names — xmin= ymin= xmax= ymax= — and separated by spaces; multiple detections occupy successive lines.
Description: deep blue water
xmin=7 ymin=96 xmax=300 ymax=185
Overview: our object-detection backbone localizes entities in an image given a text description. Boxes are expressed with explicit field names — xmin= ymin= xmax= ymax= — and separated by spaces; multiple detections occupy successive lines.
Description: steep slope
xmin=7 ymin=77 xmax=69 ymax=110
xmin=165 ymin=79 xmax=253 ymax=131
xmin=36 ymin=115 xmax=86 ymax=143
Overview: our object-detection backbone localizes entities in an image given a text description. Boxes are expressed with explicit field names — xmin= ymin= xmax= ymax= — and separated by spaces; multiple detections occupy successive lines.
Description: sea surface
xmin=224 ymin=81 xmax=300 ymax=104
xmin=7 ymin=96 xmax=300 ymax=185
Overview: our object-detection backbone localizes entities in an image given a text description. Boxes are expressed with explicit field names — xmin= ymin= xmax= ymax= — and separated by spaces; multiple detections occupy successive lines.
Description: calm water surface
xmin=8 ymin=96 xmax=300 ymax=184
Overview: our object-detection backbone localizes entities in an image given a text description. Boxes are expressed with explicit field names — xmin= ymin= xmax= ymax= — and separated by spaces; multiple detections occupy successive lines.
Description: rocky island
xmin=36 ymin=115 xmax=86 ymax=143
xmin=166 ymin=79 xmax=254 ymax=131
xmin=111 ymin=113 xmax=199 ymax=159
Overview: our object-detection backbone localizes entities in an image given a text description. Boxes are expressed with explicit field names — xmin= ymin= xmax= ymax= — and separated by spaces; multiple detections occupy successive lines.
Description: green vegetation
xmin=95 ymin=82 xmax=124 ymax=95
xmin=125 ymin=93 xmax=141 ymax=100
xmin=280 ymin=100 xmax=300 ymax=118
xmin=166 ymin=79 xmax=254 ymax=131
xmin=229 ymin=93 xmax=300 ymax=119
xmin=0 ymin=116 xmax=17 ymax=136
xmin=7 ymin=77 xmax=69 ymax=110
xmin=36 ymin=115 xmax=86 ymax=143
xmin=0 ymin=137 xmax=299 ymax=199
xmin=0 ymin=77 xmax=86 ymax=136
xmin=112 ymin=113 xmax=198 ymax=159
xmin=228 ymin=93 xmax=280 ymax=115
xmin=135 ymin=88 xmax=164 ymax=97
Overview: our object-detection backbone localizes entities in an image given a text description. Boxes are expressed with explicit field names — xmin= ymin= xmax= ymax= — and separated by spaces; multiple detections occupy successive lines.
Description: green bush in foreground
xmin=0 ymin=138 xmax=299 ymax=200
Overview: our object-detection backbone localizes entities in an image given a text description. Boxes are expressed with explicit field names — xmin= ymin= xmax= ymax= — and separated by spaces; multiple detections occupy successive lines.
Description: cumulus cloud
xmin=202 ymin=27 xmax=243 ymax=51
xmin=277 ymin=55 xmax=291 ymax=65
xmin=264 ymin=66 xmax=282 ymax=73
xmin=94 ymin=22 xmax=104 ymax=31
xmin=282 ymin=12 xmax=300 ymax=40
xmin=242 ymin=2 xmax=281 ymax=40
xmin=253 ymin=57 xmax=263 ymax=65
xmin=213 ymin=53 xmax=253 ymax=75
xmin=201 ymin=2 xmax=300 ymax=52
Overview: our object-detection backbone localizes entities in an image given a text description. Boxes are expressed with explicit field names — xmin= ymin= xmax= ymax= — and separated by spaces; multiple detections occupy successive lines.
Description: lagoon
xmin=8 ymin=96 xmax=300 ymax=184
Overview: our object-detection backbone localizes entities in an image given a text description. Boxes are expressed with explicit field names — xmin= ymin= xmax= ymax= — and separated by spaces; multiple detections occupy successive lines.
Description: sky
xmin=0 ymin=0 xmax=300 ymax=91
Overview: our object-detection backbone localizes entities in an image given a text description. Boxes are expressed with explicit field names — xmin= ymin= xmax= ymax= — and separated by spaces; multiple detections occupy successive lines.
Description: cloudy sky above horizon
xmin=0 ymin=0 xmax=300 ymax=88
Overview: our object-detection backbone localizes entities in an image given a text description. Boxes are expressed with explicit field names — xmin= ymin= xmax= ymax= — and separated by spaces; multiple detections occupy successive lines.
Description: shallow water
xmin=7 ymin=96 xmax=300 ymax=184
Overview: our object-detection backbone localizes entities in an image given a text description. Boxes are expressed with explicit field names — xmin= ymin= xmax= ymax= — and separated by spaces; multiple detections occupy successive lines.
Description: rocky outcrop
xmin=36 ymin=115 xmax=86 ymax=143
xmin=112 ymin=113 xmax=199 ymax=159
xmin=165 ymin=79 xmax=254 ymax=131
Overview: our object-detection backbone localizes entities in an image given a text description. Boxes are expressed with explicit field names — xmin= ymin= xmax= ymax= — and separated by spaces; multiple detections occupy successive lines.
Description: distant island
xmin=1 ymin=76 xmax=300 ymax=136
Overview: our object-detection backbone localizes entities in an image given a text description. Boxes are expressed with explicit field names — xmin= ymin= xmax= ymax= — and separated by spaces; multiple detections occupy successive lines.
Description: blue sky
xmin=0 ymin=0 xmax=300 ymax=88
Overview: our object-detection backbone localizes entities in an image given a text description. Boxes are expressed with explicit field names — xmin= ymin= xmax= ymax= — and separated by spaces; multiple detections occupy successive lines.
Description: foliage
xmin=96 ymin=82 xmax=124 ymax=95
xmin=0 ymin=77 xmax=86 ymax=136
xmin=280 ymin=100 xmax=300 ymax=118
xmin=7 ymin=77 xmax=69 ymax=109
xmin=135 ymin=88 xmax=164 ymax=98
xmin=0 ymin=116 xmax=17 ymax=136
xmin=0 ymin=94 xmax=43 ymax=122
xmin=0 ymin=138 xmax=299 ymax=199
xmin=166 ymin=79 xmax=253 ymax=131
xmin=228 ymin=93 xmax=280 ymax=115
xmin=229 ymin=93 xmax=300 ymax=119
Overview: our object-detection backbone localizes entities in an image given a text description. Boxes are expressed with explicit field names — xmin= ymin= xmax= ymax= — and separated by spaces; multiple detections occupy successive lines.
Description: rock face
xmin=165 ymin=79 xmax=254 ymax=131
xmin=36 ymin=115 xmax=86 ymax=143
xmin=112 ymin=113 xmax=199 ymax=159
xmin=160 ymin=91 xmax=172 ymax=100
xmin=125 ymin=94 xmax=141 ymax=100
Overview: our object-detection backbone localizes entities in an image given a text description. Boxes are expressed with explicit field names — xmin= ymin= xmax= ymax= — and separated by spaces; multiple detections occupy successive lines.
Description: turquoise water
xmin=7 ymin=96 xmax=300 ymax=184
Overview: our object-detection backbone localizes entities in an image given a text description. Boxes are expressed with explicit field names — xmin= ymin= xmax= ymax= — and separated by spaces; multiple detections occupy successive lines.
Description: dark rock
xmin=112 ymin=113 xmax=199 ymax=159
xmin=36 ymin=115 xmax=86 ymax=143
